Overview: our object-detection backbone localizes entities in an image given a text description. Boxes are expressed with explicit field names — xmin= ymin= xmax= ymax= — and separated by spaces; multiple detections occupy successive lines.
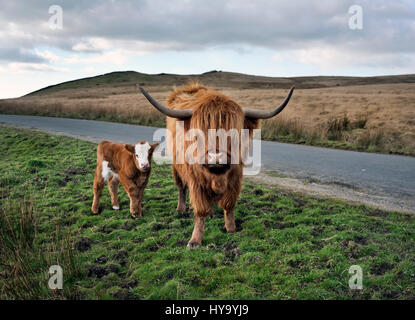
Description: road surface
xmin=1 ymin=114 xmax=414 ymax=213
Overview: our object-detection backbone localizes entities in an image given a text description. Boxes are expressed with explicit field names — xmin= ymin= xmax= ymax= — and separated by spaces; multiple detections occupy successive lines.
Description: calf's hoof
xmin=91 ymin=207 xmax=100 ymax=214
xmin=112 ymin=205 xmax=120 ymax=210
xmin=186 ymin=241 xmax=201 ymax=250
xmin=131 ymin=212 xmax=142 ymax=219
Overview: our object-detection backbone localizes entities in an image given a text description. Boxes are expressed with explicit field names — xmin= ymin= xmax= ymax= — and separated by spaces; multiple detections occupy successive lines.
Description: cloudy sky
xmin=0 ymin=0 xmax=414 ymax=98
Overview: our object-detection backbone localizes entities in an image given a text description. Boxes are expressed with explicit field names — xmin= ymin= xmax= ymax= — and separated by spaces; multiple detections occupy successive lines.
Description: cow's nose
xmin=141 ymin=162 xmax=149 ymax=169
xmin=207 ymin=151 xmax=227 ymax=164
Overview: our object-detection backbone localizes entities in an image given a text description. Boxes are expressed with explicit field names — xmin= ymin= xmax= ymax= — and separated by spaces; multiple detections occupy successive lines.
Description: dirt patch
xmin=64 ymin=165 xmax=88 ymax=175
xmin=222 ymin=242 xmax=241 ymax=262
xmin=78 ymin=195 xmax=89 ymax=202
xmin=122 ymin=221 xmax=136 ymax=230
xmin=86 ymin=265 xmax=108 ymax=278
xmin=107 ymin=264 xmax=121 ymax=275
xmin=253 ymin=189 xmax=264 ymax=196
xmin=114 ymin=249 xmax=128 ymax=261
xmin=86 ymin=264 xmax=121 ymax=278
xmin=99 ymin=225 xmax=115 ymax=234
xmin=367 ymin=209 xmax=389 ymax=217
xmin=235 ymin=218 xmax=243 ymax=232
xmin=176 ymin=239 xmax=187 ymax=246
xmin=371 ymin=262 xmax=394 ymax=275
xmin=121 ymin=280 xmax=138 ymax=290
xmin=74 ymin=237 xmax=91 ymax=252
xmin=264 ymin=220 xmax=296 ymax=230
xmin=340 ymin=240 xmax=362 ymax=259
xmin=95 ymin=255 xmax=108 ymax=264
xmin=111 ymin=288 xmax=136 ymax=300
xmin=151 ymin=222 xmax=164 ymax=231
xmin=354 ymin=235 xmax=368 ymax=245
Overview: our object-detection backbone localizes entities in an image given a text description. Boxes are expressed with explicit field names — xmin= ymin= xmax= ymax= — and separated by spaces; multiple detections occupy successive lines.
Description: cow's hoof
xmin=91 ymin=208 xmax=100 ymax=214
xmin=186 ymin=242 xmax=201 ymax=249
xmin=131 ymin=213 xmax=142 ymax=219
xmin=176 ymin=204 xmax=186 ymax=212
xmin=225 ymin=225 xmax=236 ymax=233
xmin=112 ymin=206 xmax=120 ymax=210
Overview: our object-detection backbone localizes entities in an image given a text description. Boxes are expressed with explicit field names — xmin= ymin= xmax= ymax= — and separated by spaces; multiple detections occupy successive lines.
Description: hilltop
xmin=27 ymin=70 xmax=415 ymax=96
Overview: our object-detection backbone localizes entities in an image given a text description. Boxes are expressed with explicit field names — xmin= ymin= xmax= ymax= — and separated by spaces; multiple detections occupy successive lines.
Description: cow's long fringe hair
xmin=168 ymin=81 xmax=244 ymax=133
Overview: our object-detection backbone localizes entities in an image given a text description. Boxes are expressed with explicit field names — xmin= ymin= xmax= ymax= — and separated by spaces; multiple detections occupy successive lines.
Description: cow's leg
xmin=188 ymin=215 xmax=206 ymax=249
xmin=108 ymin=175 xmax=120 ymax=210
xmin=177 ymin=185 xmax=188 ymax=212
xmin=119 ymin=174 xmax=141 ymax=218
xmin=224 ymin=209 xmax=236 ymax=233
xmin=187 ymin=186 xmax=212 ymax=248
xmin=92 ymin=166 xmax=105 ymax=214
xmin=173 ymin=166 xmax=187 ymax=212
xmin=218 ymin=175 xmax=242 ymax=233
xmin=218 ymin=197 xmax=236 ymax=233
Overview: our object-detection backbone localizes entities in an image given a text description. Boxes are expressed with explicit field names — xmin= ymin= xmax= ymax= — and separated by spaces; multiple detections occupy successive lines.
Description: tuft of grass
xmin=1 ymin=126 xmax=415 ymax=300
xmin=326 ymin=115 xmax=350 ymax=141
xmin=357 ymin=129 xmax=384 ymax=152
xmin=0 ymin=199 xmax=81 ymax=299
xmin=353 ymin=113 xmax=368 ymax=129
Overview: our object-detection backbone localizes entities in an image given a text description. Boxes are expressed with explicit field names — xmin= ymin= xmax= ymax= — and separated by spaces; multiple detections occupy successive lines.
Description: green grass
xmin=1 ymin=126 xmax=414 ymax=300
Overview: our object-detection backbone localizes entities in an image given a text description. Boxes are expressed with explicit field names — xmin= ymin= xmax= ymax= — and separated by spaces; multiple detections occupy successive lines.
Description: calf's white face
xmin=135 ymin=142 xmax=151 ymax=170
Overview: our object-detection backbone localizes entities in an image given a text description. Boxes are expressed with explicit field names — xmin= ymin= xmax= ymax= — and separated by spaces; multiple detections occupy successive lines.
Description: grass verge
xmin=1 ymin=126 xmax=414 ymax=299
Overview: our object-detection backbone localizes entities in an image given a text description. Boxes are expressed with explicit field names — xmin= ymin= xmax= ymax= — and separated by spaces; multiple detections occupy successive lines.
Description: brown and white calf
xmin=91 ymin=140 xmax=160 ymax=218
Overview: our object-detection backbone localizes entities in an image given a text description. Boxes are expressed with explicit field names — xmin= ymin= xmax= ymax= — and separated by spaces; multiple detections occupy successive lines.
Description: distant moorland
xmin=1 ymin=71 xmax=414 ymax=155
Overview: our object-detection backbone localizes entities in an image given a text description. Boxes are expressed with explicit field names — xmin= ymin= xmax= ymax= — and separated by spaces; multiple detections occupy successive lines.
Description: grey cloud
xmin=0 ymin=48 xmax=46 ymax=63
xmin=0 ymin=0 xmax=414 ymax=64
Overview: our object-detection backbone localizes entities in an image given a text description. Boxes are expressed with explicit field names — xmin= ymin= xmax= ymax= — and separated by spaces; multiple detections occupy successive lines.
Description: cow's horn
xmin=138 ymin=86 xmax=193 ymax=119
xmin=243 ymin=87 xmax=295 ymax=119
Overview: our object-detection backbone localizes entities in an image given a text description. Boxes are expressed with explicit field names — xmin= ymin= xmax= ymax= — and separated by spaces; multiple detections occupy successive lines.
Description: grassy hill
xmin=26 ymin=70 xmax=415 ymax=96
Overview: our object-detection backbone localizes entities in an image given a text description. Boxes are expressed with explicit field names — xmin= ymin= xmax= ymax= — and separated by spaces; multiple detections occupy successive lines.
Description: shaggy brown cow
xmin=91 ymin=140 xmax=159 ymax=217
xmin=139 ymin=83 xmax=294 ymax=248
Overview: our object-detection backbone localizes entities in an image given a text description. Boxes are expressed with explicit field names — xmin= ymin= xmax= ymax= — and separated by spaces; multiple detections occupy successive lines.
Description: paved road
xmin=1 ymin=115 xmax=414 ymax=211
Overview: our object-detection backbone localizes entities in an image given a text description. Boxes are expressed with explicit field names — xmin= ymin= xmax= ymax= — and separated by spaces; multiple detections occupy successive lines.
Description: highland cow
xmin=139 ymin=83 xmax=294 ymax=247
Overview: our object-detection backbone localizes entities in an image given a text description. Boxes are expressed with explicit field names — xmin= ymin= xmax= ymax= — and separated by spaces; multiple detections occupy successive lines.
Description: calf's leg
xmin=108 ymin=175 xmax=120 ymax=210
xmin=119 ymin=174 xmax=141 ymax=218
xmin=135 ymin=187 xmax=145 ymax=218
xmin=92 ymin=166 xmax=105 ymax=214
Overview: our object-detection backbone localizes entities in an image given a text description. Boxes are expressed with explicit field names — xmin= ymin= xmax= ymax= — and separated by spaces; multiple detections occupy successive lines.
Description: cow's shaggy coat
xmin=140 ymin=81 xmax=293 ymax=248
xmin=166 ymin=83 xmax=260 ymax=248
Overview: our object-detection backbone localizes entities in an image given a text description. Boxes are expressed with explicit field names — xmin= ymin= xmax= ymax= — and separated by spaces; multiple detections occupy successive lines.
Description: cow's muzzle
xmin=203 ymin=151 xmax=231 ymax=174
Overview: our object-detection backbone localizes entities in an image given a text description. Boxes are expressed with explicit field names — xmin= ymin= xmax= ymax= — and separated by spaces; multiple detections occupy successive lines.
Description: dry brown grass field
xmin=1 ymin=71 xmax=414 ymax=155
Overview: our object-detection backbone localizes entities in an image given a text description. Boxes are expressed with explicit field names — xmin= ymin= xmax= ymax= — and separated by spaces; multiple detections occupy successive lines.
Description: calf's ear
xmin=124 ymin=144 xmax=135 ymax=153
xmin=150 ymin=142 xmax=160 ymax=151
